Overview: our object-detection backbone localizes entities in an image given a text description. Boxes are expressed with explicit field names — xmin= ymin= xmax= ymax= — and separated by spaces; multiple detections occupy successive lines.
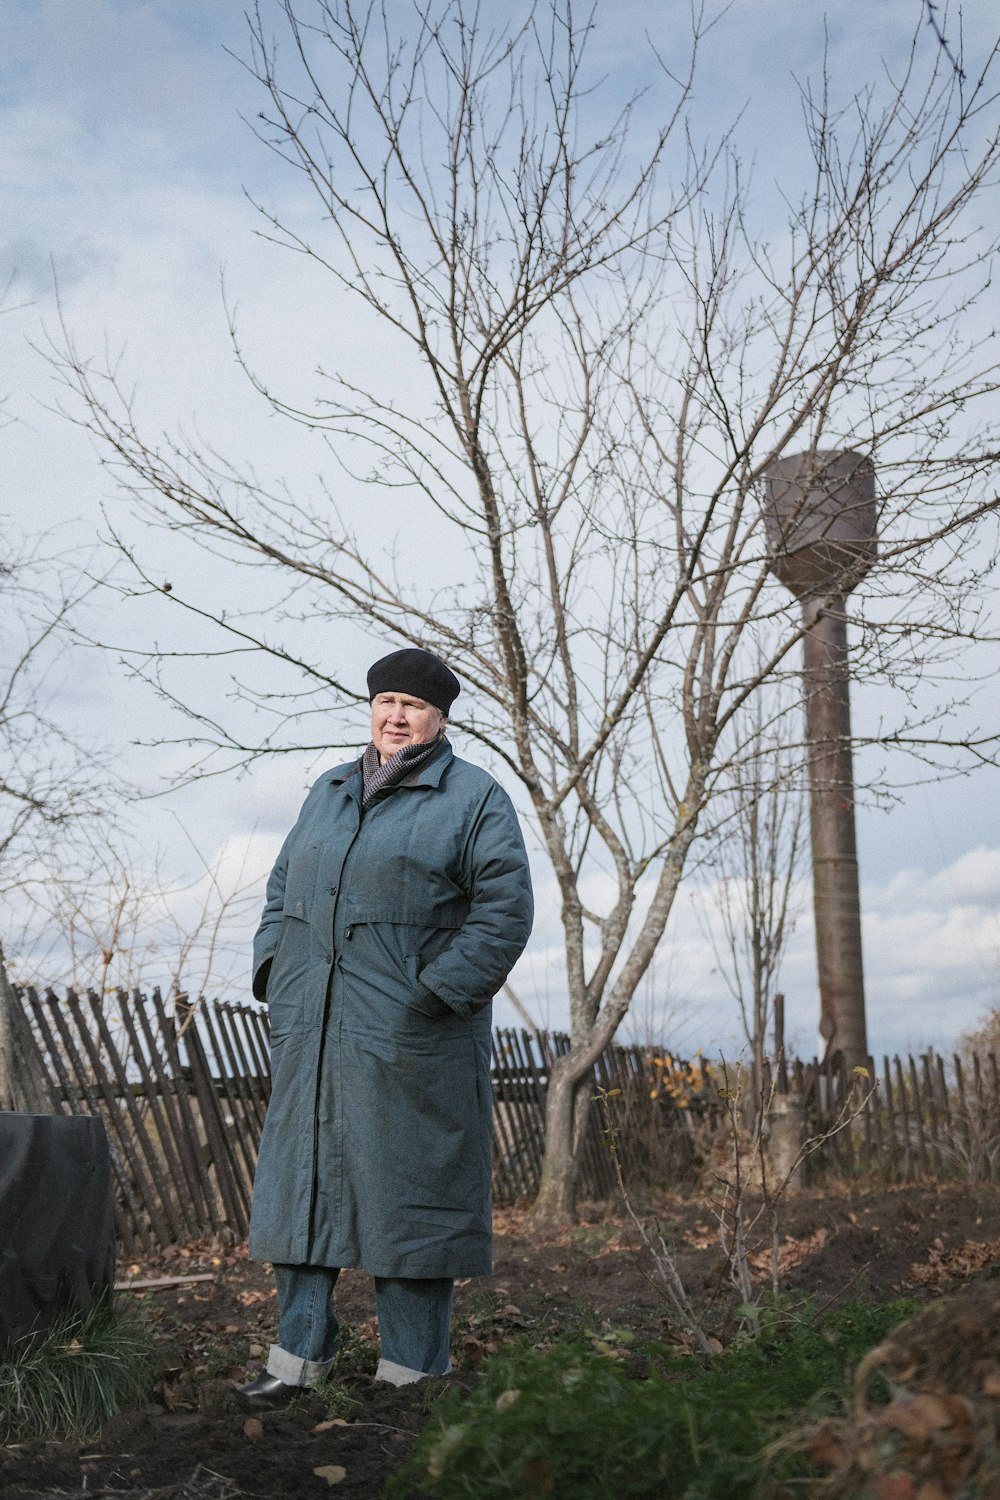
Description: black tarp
xmin=0 ymin=1113 xmax=115 ymax=1348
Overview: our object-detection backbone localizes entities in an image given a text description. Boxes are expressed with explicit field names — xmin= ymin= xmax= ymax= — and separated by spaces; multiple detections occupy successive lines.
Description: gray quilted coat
xmin=247 ymin=741 xmax=533 ymax=1278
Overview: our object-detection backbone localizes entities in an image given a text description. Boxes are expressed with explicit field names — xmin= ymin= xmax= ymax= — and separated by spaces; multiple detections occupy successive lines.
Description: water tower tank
xmin=764 ymin=449 xmax=877 ymax=598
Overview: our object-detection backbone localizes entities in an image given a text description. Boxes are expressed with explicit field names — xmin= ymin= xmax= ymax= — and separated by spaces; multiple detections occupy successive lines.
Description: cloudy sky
xmin=3 ymin=0 xmax=1000 ymax=1061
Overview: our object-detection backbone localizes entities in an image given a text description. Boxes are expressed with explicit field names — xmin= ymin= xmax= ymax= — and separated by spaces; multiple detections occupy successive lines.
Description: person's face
xmin=370 ymin=692 xmax=446 ymax=761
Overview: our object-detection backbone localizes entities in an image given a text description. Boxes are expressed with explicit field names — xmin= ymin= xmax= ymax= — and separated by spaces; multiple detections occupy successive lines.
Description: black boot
xmin=237 ymin=1369 xmax=300 ymax=1409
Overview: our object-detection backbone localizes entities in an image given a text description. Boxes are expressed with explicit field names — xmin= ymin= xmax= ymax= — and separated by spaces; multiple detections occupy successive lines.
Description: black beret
xmin=366 ymin=648 xmax=461 ymax=715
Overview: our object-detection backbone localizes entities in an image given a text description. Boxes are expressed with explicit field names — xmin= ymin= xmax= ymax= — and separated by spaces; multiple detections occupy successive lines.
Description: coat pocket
xmin=266 ymin=916 xmax=313 ymax=1034
xmin=282 ymin=840 xmax=320 ymax=921
xmin=404 ymin=954 xmax=454 ymax=1022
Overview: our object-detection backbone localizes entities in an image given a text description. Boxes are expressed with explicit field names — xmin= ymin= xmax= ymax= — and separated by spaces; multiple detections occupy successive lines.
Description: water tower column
xmin=801 ymin=594 xmax=867 ymax=1063
xmin=764 ymin=450 xmax=877 ymax=1069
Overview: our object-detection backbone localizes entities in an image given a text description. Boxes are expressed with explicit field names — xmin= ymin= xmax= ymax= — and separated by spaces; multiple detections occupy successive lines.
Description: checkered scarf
xmin=360 ymin=735 xmax=445 ymax=809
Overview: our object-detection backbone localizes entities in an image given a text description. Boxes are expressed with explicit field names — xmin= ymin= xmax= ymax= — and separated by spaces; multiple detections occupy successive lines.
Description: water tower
xmin=763 ymin=450 xmax=877 ymax=1068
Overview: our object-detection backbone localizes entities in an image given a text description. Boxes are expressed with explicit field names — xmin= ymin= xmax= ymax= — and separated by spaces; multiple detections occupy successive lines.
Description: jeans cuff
xmin=266 ymin=1342 xmax=334 ymax=1387
xmin=374 ymin=1357 xmax=453 ymax=1386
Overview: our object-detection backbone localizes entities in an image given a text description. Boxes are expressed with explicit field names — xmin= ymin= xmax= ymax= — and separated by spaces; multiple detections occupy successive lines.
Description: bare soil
xmin=3 ymin=1182 xmax=1000 ymax=1499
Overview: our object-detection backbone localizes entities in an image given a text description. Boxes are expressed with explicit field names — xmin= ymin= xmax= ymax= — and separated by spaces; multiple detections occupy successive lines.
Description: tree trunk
xmin=527 ymin=1056 xmax=579 ymax=1228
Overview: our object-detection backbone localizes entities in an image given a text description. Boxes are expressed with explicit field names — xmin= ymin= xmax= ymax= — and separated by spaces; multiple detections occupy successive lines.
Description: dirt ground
xmin=4 ymin=1181 xmax=1000 ymax=1500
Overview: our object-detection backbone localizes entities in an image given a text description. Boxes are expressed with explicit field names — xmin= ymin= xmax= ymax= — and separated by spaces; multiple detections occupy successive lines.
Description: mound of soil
xmin=3 ymin=1182 xmax=1000 ymax=1499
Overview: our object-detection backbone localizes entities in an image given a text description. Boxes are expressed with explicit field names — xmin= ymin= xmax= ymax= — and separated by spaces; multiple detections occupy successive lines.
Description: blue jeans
xmin=268 ymin=1264 xmax=453 ymax=1385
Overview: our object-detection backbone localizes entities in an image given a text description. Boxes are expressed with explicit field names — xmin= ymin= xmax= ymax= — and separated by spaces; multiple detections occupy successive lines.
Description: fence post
xmin=0 ymin=963 xmax=53 ymax=1115
xmin=0 ymin=953 xmax=14 ymax=1111
xmin=765 ymin=1092 xmax=805 ymax=1192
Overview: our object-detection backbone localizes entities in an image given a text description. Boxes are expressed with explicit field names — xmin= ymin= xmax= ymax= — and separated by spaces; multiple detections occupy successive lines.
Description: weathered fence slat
xmin=242 ymin=1005 xmax=272 ymax=1087
xmin=176 ymin=998 xmax=250 ymax=1236
xmin=922 ymin=1052 xmax=943 ymax=1175
xmin=119 ymin=989 xmax=199 ymax=1240
xmin=62 ymin=986 xmax=171 ymax=1247
xmin=935 ymin=1054 xmax=952 ymax=1129
xmin=881 ymin=1062 xmax=893 ymax=1176
xmin=491 ymin=1031 xmax=537 ymax=1202
xmin=219 ymin=1004 xmax=269 ymax=1134
xmin=506 ymin=1028 xmax=547 ymax=1185
xmin=138 ymin=989 xmax=213 ymax=1230
xmin=908 ymin=1054 xmax=930 ymax=1177
xmin=152 ymin=988 xmax=223 ymax=1233
xmin=79 ymin=988 xmax=185 ymax=1245
xmin=861 ymin=1055 xmax=877 ymax=1168
xmin=890 ymin=1056 xmax=909 ymax=1180
xmin=30 ymin=988 xmax=146 ymax=1253
xmin=198 ymin=1001 xmax=258 ymax=1195
xmin=0 ymin=968 xmax=53 ymax=1114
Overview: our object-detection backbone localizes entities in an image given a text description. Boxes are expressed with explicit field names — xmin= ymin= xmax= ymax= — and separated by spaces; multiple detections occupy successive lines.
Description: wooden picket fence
xmin=488 ymin=1034 xmax=1000 ymax=1198
xmin=3 ymin=985 xmax=270 ymax=1253
xmin=4 ymin=982 xmax=1000 ymax=1251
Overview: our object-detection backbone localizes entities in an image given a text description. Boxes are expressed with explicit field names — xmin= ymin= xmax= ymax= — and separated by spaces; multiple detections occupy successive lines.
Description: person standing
xmin=239 ymin=648 xmax=533 ymax=1405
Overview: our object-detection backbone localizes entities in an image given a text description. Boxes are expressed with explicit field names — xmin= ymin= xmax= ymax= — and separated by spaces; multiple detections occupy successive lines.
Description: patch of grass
xmin=567 ymin=1220 xmax=621 ymax=1253
xmin=314 ymin=1378 xmax=363 ymax=1419
xmin=388 ymin=1297 xmax=923 ymax=1500
xmin=331 ymin=1324 xmax=379 ymax=1379
xmin=0 ymin=1296 xmax=154 ymax=1444
xmin=203 ymin=1337 xmax=249 ymax=1379
xmin=454 ymin=1285 xmax=610 ymax=1366
xmin=538 ymin=1294 xmax=612 ymax=1339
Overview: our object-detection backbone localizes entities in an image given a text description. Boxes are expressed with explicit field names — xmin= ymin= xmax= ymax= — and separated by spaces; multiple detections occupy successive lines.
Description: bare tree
xmin=0 ymin=527 xmax=130 ymax=915
xmin=695 ymin=682 xmax=805 ymax=1080
xmin=51 ymin=1 xmax=1000 ymax=1221
xmin=10 ymin=820 xmax=263 ymax=1002
xmin=2 ymin=275 xmax=128 ymax=897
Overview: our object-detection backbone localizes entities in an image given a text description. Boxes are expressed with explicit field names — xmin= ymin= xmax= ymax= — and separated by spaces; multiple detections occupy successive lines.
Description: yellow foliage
xmin=645 ymin=1050 xmax=720 ymax=1110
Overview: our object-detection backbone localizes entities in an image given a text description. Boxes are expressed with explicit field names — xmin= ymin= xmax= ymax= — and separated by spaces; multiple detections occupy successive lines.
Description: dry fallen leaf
xmin=875 ymin=1478 xmax=917 ymax=1500
xmin=748 ymin=1228 xmax=828 ymax=1277
xmin=313 ymin=1464 xmax=347 ymax=1486
xmin=805 ymin=1419 xmax=847 ymax=1469
xmin=882 ymin=1392 xmax=954 ymax=1442
xmin=909 ymin=1237 xmax=1000 ymax=1287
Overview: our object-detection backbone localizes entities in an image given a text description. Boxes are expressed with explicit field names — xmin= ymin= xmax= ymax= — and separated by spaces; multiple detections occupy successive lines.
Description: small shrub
xmin=389 ymin=1299 xmax=922 ymax=1500
xmin=0 ymin=1297 xmax=153 ymax=1444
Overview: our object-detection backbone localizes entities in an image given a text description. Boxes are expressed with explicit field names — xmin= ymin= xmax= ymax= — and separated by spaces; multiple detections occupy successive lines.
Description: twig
xmin=114 ymin=1272 xmax=216 ymax=1291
